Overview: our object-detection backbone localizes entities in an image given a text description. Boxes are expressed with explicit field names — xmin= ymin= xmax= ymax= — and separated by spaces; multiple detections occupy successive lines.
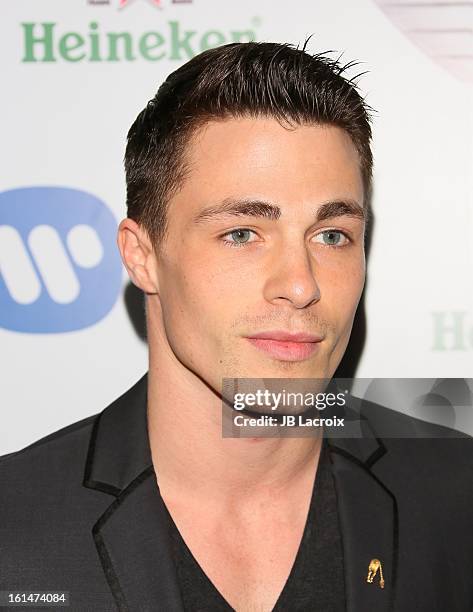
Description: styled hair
xmin=125 ymin=41 xmax=373 ymax=252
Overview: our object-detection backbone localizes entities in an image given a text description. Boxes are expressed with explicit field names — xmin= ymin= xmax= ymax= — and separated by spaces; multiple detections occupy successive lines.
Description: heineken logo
xmin=21 ymin=20 xmax=257 ymax=63
xmin=432 ymin=311 xmax=473 ymax=351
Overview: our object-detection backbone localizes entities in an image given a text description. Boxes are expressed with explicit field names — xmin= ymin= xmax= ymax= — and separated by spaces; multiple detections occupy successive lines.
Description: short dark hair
xmin=125 ymin=41 xmax=373 ymax=252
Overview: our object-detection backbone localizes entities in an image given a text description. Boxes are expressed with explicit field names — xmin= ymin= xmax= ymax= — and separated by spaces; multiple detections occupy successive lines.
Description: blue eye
xmin=221 ymin=228 xmax=256 ymax=248
xmin=314 ymin=230 xmax=350 ymax=247
xmin=220 ymin=228 xmax=351 ymax=249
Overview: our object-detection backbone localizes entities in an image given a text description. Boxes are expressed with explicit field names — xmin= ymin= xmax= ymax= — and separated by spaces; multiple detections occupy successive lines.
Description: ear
xmin=117 ymin=218 xmax=159 ymax=294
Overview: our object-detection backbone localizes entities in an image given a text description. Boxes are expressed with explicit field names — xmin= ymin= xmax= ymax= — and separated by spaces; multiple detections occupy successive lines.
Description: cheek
xmin=156 ymin=263 xmax=220 ymax=370
xmin=159 ymin=256 xmax=237 ymax=342
xmin=319 ymin=255 xmax=365 ymax=313
xmin=319 ymin=259 xmax=365 ymax=364
xmin=161 ymin=264 xmax=205 ymax=324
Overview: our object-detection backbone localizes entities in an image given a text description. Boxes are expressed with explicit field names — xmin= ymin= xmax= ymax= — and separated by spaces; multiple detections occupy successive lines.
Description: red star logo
xmin=119 ymin=0 xmax=162 ymax=8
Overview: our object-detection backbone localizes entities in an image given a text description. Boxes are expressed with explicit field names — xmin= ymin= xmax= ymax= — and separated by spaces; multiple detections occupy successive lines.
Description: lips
xmin=245 ymin=330 xmax=323 ymax=362
xmin=246 ymin=330 xmax=323 ymax=343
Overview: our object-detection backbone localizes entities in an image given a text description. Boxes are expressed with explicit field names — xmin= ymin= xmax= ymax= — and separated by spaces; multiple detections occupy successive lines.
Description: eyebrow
xmin=192 ymin=197 xmax=365 ymax=225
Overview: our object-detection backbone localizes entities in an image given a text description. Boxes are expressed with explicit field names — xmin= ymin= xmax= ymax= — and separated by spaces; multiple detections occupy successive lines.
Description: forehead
xmin=176 ymin=116 xmax=364 ymax=214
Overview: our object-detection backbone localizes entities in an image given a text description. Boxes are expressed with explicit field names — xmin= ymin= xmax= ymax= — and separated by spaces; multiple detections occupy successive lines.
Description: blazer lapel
xmin=92 ymin=466 xmax=184 ymax=612
xmin=327 ymin=410 xmax=398 ymax=612
xmin=83 ymin=374 xmax=184 ymax=612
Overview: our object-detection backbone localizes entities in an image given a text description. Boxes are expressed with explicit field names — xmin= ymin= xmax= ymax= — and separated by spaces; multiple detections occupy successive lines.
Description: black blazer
xmin=1 ymin=374 xmax=472 ymax=612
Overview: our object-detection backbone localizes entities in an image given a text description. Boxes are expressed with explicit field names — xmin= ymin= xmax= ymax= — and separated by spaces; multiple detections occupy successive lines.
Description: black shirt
xmin=165 ymin=440 xmax=346 ymax=611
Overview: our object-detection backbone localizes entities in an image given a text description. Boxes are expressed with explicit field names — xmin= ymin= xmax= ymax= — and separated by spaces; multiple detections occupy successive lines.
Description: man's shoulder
xmin=0 ymin=374 xmax=147 ymax=485
xmin=359 ymin=399 xmax=473 ymax=483
xmin=0 ymin=412 xmax=106 ymax=542
xmin=361 ymin=397 xmax=472 ymax=436
xmin=0 ymin=412 xmax=98 ymax=478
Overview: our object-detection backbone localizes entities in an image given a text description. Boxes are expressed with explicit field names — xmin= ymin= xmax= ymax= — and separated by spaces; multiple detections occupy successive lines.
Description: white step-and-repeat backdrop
xmin=1 ymin=0 xmax=472 ymax=453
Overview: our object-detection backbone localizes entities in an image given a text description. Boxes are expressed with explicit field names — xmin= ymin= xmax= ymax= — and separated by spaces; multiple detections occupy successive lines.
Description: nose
xmin=263 ymin=242 xmax=321 ymax=309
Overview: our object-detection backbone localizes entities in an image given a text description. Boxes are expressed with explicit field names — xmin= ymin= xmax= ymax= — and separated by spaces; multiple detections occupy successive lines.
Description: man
xmin=1 ymin=41 xmax=472 ymax=612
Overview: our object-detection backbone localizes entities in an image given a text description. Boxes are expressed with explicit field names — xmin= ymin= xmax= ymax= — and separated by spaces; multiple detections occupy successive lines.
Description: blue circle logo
xmin=0 ymin=186 xmax=123 ymax=333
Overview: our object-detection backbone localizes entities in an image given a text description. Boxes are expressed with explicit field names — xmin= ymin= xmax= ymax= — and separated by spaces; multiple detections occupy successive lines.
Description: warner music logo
xmin=0 ymin=187 xmax=122 ymax=333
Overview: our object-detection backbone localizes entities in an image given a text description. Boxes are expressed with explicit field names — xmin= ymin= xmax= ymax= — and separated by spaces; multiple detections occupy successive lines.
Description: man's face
xmin=152 ymin=117 xmax=366 ymax=390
